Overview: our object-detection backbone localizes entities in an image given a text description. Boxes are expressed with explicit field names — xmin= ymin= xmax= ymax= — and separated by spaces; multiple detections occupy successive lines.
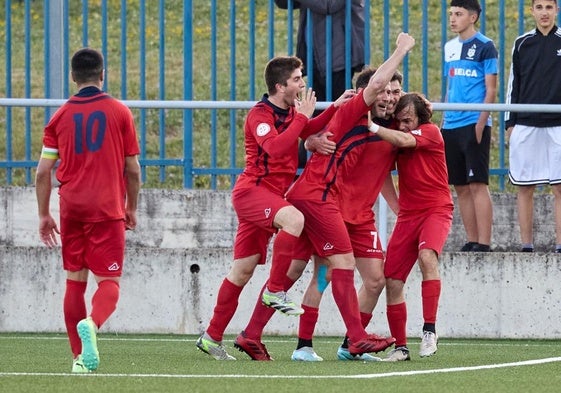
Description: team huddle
xmin=35 ymin=0 xmax=561 ymax=373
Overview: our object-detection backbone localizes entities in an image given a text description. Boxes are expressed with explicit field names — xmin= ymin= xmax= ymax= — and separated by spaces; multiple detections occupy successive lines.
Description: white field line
xmin=1 ymin=357 xmax=561 ymax=379
xmin=0 ymin=335 xmax=559 ymax=347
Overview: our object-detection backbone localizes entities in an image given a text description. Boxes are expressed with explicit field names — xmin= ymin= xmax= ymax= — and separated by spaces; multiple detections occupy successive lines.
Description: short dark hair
xmin=264 ymin=56 xmax=303 ymax=95
xmin=395 ymin=92 xmax=433 ymax=125
xmin=392 ymin=70 xmax=403 ymax=85
xmin=355 ymin=68 xmax=403 ymax=90
xmin=355 ymin=67 xmax=376 ymax=89
xmin=71 ymin=48 xmax=104 ymax=84
xmin=450 ymin=0 xmax=481 ymax=21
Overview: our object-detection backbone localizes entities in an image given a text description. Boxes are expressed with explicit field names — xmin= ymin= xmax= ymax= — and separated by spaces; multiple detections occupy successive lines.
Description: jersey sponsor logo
xmin=466 ymin=43 xmax=477 ymax=60
xmin=108 ymin=262 xmax=120 ymax=271
xmin=323 ymin=242 xmax=334 ymax=251
xmin=256 ymin=123 xmax=271 ymax=137
xmin=449 ymin=67 xmax=479 ymax=77
xmin=411 ymin=129 xmax=422 ymax=136
xmin=264 ymin=207 xmax=271 ymax=218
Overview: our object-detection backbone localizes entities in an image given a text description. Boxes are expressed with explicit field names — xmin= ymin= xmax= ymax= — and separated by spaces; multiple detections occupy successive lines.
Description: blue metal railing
xmin=1 ymin=0 xmax=559 ymax=189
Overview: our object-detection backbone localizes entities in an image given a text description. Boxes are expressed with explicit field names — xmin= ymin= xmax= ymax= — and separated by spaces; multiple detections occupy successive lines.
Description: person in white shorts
xmin=505 ymin=0 xmax=561 ymax=253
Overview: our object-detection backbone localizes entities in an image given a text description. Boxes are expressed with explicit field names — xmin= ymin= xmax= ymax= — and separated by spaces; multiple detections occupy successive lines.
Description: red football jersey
xmin=337 ymin=138 xmax=398 ymax=225
xmin=42 ymin=88 xmax=140 ymax=221
xmin=234 ymin=95 xmax=335 ymax=196
xmin=286 ymin=90 xmax=373 ymax=203
xmin=395 ymin=123 xmax=453 ymax=215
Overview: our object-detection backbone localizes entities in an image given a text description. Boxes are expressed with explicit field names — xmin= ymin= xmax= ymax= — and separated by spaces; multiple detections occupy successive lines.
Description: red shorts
xmin=384 ymin=208 xmax=452 ymax=282
xmin=231 ymin=186 xmax=292 ymax=264
xmin=60 ymin=217 xmax=126 ymax=277
xmin=289 ymin=198 xmax=352 ymax=257
xmin=346 ymin=221 xmax=384 ymax=259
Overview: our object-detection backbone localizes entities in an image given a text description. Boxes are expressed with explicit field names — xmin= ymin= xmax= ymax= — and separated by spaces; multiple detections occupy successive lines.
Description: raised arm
xmin=363 ymin=33 xmax=415 ymax=106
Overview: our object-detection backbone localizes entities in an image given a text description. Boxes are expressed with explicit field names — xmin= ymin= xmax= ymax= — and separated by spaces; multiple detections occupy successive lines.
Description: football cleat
xmin=348 ymin=334 xmax=396 ymax=355
xmin=337 ymin=346 xmax=381 ymax=361
xmin=77 ymin=317 xmax=100 ymax=371
xmin=384 ymin=346 xmax=411 ymax=362
xmin=291 ymin=346 xmax=323 ymax=362
xmin=419 ymin=331 xmax=438 ymax=357
xmin=234 ymin=331 xmax=272 ymax=361
xmin=261 ymin=289 xmax=304 ymax=316
xmin=196 ymin=334 xmax=236 ymax=360
xmin=71 ymin=355 xmax=91 ymax=373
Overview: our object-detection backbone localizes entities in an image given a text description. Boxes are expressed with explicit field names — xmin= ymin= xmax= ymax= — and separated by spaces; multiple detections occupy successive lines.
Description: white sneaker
xmin=291 ymin=346 xmax=323 ymax=361
xmin=419 ymin=331 xmax=438 ymax=357
xmin=383 ymin=346 xmax=410 ymax=362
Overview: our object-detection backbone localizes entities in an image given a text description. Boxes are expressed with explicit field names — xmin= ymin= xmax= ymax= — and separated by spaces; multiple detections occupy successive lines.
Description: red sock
xmin=387 ymin=302 xmax=407 ymax=347
xmin=331 ymin=269 xmax=365 ymax=342
xmin=90 ymin=280 xmax=120 ymax=329
xmin=421 ymin=280 xmax=441 ymax=324
xmin=206 ymin=279 xmax=243 ymax=342
xmin=360 ymin=312 xmax=373 ymax=329
xmin=245 ymin=277 xmax=296 ymax=340
xmin=298 ymin=304 xmax=320 ymax=340
xmin=64 ymin=279 xmax=87 ymax=358
xmin=267 ymin=231 xmax=298 ymax=292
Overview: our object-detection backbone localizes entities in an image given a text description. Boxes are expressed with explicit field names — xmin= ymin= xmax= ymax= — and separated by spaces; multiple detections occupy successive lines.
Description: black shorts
xmin=441 ymin=124 xmax=491 ymax=185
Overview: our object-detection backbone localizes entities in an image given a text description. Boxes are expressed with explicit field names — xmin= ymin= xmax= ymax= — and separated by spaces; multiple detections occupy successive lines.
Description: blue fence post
xmin=81 ymin=1 xmax=87 ymax=46
xmin=383 ymin=0 xmax=390 ymax=59
xmin=5 ymin=0 xmax=13 ymax=184
xmin=441 ymin=0 xmax=447 ymax=101
xmin=158 ymin=0 xmax=166 ymax=183
xmin=229 ymin=0 xmax=238 ymax=187
xmin=101 ymin=0 xmax=108 ymax=92
xmin=24 ymin=0 xmax=32 ymax=184
xmin=63 ymin=0 xmax=70 ymax=96
xmin=120 ymin=0 xmax=127 ymax=99
xmin=139 ymin=0 xmax=147 ymax=184
xmin=421 ymin=0 xmax=429 ymax=97
xmin=402 ymin=0 xmax=409 ymax=91
xmin=498 ymin=0 xmax=507 ymax=190
xmin=209 ymin=0 xmax=218 ymax=190
xmin=184 ymin=0 xmax=194 ymax=189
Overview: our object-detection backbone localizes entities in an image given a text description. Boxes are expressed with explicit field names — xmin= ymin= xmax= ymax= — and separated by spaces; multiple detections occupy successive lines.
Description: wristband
xmin=368 ymin=123 xmax=380 ymax=134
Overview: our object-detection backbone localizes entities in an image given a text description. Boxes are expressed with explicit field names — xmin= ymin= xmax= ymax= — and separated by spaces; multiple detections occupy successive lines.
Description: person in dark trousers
xmin=275 ymin=0 xmax=366 ymax=167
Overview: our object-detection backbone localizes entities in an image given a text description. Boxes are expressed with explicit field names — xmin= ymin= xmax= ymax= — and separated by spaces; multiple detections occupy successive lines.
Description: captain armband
xmin=41 ymin=146 xmax=59 ymax=160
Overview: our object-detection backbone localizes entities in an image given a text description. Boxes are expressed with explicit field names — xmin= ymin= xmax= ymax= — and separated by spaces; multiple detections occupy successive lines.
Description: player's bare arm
xmin=124 ymin=155 xmax=141 ymax=230
xmin=35 ymin=157 xmax=60 ymax=248
xmin=368 ymin=112 xmax=416 ymax=148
